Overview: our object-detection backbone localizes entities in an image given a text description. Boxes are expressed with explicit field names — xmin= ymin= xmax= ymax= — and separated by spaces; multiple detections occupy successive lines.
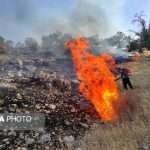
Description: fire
xmin=65 ymin=36 xmax=119 ymax=122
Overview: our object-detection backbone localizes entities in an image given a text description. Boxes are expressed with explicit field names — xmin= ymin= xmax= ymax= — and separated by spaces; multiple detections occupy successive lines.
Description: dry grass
xmin=79 ymin=57 xmax=150 ymax=150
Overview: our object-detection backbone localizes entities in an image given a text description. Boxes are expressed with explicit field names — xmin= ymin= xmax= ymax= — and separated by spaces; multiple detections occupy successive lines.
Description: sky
xmin=0 ymin=0 xmax=150 ymax=43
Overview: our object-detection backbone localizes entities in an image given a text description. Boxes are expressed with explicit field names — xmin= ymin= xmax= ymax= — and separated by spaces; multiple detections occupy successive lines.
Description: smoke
xmin=35 ymin=0 xmax=120 ymax=38
xmin=0 ymin=0 xmax=40 ymax=42
xmin=0 ymin=0 xmax=126 ymax=42
xmin=48 ymin=0 xmax=110 ymax=37
xmin=99 ymin=47 xmax=130 ymax=58
xmin=34 ymin=0 xmax=126 ymax=39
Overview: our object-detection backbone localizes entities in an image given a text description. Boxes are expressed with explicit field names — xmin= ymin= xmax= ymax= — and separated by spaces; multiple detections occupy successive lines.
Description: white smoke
xmin=0 ymin=0 xmax=127 ymax=42
xmin=34 ymin=0 xmax=126 ymax=40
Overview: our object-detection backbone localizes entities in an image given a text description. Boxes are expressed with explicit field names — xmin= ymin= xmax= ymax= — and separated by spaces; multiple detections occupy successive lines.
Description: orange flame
xmin=65 ymin=36 xmax=119 ymax=122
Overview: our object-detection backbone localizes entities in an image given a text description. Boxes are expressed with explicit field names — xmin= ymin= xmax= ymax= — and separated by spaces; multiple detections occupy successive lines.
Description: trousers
xmin=122 ymin=77 xmax=134 ymax=90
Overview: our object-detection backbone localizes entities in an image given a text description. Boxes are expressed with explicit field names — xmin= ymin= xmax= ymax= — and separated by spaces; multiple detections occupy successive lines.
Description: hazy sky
xmin=0 ymin=0 xmax=150 ymax=43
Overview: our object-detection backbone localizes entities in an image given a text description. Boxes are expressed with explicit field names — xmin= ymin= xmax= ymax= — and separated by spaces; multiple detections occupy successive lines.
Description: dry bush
xmin=79 ymin=90 xmax=150 ymax=150
xmin=114 ymin=90 xmax=141 ymax=121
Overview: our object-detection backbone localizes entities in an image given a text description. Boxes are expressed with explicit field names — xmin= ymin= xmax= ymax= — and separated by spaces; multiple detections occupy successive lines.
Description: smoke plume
xmin=0 ymin=0 xmax=126 ymax=42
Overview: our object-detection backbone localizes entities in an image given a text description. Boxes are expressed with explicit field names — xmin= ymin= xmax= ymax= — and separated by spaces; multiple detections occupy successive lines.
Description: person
xmin=116 ymin=65 xmax=134 ymax=90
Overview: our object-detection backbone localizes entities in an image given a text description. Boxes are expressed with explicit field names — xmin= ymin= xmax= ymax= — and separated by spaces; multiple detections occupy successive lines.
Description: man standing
xmin=116 ymin=65 xmax=134 ymax=90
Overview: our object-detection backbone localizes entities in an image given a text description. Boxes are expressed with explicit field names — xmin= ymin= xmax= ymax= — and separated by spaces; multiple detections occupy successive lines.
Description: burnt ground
xmin=0 ymin=52 xmax=100 ymax=150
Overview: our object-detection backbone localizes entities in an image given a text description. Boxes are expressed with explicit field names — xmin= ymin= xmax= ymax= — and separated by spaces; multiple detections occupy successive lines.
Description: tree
xmin=105 ymin=32 xmax=131 ymax=48
xmin=41 ymin=31 xmax=73 ymax=57
xmin=25 ymin=38 xmax=39 ymax=51
xmin=15 ymin=42 xmax=25 ymax=49
xmin=86 ymin=35 xmax=100 ymax=49
xmin=41 ymin=31 xmax=62 ymax=50
xmin=6 ymin=40 xmax=13 ymax=49
xmin=130 ymin=11 xmax=150 ymax=50
xmin=128 ymin=40 xmax=140 ymax=52
xmin=0 ymin=36 xmax=6 ymax=54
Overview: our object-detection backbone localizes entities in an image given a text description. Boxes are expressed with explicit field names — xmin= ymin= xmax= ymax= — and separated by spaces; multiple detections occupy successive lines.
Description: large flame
xmin=65 ymin=36 xmax=119 ymax=122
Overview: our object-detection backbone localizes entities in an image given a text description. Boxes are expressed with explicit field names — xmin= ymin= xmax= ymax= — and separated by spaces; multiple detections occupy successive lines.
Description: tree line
xmin=0 ymin=31 xmax=129 ymax=56
xmin=0 ymin=12 xmax=149 ymax=56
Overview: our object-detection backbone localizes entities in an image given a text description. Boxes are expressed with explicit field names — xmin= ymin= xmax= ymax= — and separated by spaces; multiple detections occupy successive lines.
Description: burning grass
xmin=65 ymin=36 xmax=119 ymax=122
xmin=64 ymin=37 xmax=149 ymax=149
xmin=79 ymin=57 xmax=150 ymax=150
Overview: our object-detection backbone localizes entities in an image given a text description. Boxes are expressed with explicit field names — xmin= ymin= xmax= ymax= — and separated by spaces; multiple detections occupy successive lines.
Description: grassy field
xmin=80 ymin=56 xmax=150 ymax=150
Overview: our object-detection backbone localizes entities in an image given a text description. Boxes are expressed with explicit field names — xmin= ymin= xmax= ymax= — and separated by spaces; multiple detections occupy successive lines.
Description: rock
xmin=71 ymin=79 xmax=80 ymax=89
xmin=76 ymin=148 xmax=81 ymax=150
xmin=0 ymin=145 xmax=4 ymax=149
xmin=12 ymin=99 xmax=18 ymax=103
xmin=63 ymin=135 xmax=75 ymax=148
xmin=3 ymin=129 xmax=7 ymax=132
xmin=16 ymin=147 xmax=21 ymax=150
xmin=70 ymin=108 xmax=76 ymax=113
xmin=59 ymin=137 xmax=63 ymax=143
xmin=64 ymin=120 xmax=70 ymax=126
xmin=35 ymin=105 xmax=41 ymax=110
xmin=45 ymin=110 xmax=51 ymax=114
xmin=0 ymin=108 xmax=3 ymax=112
xmin=8 ymin=71 xmax=14 ymax=77
xmin=16 ymin=93 xmax=22 ymax=100
xmin=9 ymin=108 xmax=16 ymax=113
xmin=25 ymin=65 xmax=36 ymax=72
xmin=45 ymin=104 xmax=49 ymax=107
xmin=19 ymin=133 xmax=24 ymax=140
xmin=21 ymin=147 xmax=27 ymax=150
xmin=80 ymin=123 xmax=89 ymax=128
xmin=51 ymin=132 xmax=55 ymax=135
xmin=34 ymin=132 xmax=40 ymax=137
xmin=5 ymin=141 xmax=10 ymax=145
xmin=49 ymin=104 xmax=56 ymax=110
xmin=139 ymin=145 xmax=149 ymax=150
xmin=8 ymin=131 xmax=16 ymax=137
xmin=26 ymin=138 xmax=35 ymax=145
xmin=40 ymin=134 xmax=50 ymax=143
xmin=17 ymin=71 xmax=23 ymax=77
xmin=45 ymin=146 xmax=50 ymax=150
xmin=3 ymin=138 xmax=9 ymax=143
xmin=23 ymin=104 xmax=28 ymax=108
xmin=37 ymin=128 xmax=45 ymax=133
xmin=11 ymin=104 xmax=17 ymax=108
xmin=16 ymin=109 xmax=21 ymax=113
xmin=41 ymin=106 xmax=45 ymax=109
xmin=0 ymin=99 xmax=4 ymax=105
xmin=17 ymin=60 xmax=23 ymax=67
